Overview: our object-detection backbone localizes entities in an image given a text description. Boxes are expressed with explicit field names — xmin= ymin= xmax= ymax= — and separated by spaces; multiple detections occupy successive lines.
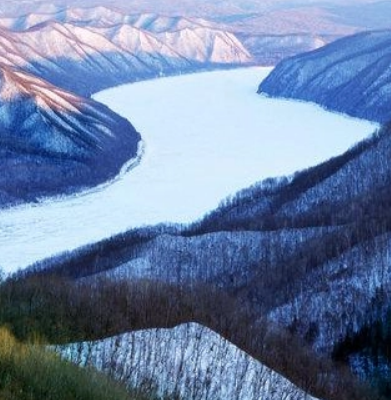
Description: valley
xmin=0 ymin=1 xmax=390 ymax=400
xmin=0 ymin=67 xmax=376 ymax=273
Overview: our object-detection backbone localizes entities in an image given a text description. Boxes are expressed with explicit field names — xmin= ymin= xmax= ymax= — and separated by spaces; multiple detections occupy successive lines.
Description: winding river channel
xmin=0 ymin=67 xmax=377 ymax=272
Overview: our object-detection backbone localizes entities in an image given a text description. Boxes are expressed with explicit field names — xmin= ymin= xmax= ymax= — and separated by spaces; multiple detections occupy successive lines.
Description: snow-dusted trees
xmin=55 ymin=323 xmax=320 ymax=400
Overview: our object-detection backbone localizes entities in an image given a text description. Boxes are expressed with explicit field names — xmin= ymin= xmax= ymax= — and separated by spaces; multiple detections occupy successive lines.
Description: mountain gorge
xmin=2 ymin=1 xmax=391 ymax=400
xmin=1 ymin=2 xmax=389 ymax=208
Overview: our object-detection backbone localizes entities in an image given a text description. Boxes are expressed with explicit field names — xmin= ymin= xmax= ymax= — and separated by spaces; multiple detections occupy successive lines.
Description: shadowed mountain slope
xmin=259 ymin=30 xmax=391 ymax=123
xmin=0 ymin=65 xmax=140 ymax=206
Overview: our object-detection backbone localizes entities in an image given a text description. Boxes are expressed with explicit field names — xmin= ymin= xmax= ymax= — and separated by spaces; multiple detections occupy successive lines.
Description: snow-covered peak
xmin=65 ymin=6 xmax=124 ymax=26
xmin=0 ymin=6 xmax=124 ymax=30
xmin=0 ymin=6 xmax=218 ymax=32
xmin=24 ymin=21 xmax=125 ymax=58
xmin=55 ymin=323 xmax=321 ymax=400
xmin=89 ymin=23 xmax=186 ymax=61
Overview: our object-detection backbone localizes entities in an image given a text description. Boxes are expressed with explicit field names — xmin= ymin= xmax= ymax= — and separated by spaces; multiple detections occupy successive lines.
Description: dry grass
xmin=0 ymin=327 xmax=149 ymax=400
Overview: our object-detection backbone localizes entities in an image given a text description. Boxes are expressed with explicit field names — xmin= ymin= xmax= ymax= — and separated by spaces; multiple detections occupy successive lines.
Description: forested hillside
xmin=259 ymin=30 xmax=391 ymax=123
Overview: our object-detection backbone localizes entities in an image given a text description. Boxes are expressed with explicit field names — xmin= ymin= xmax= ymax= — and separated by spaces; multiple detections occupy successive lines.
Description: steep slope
xmin=73 ymin=228 xmax=334 ymax=288
xmin=186 ymin=119 xmax=391 ymax=348
xmin=259 ymin=30 xmax=391 ymax=123
xmin=0 ymin=64 xmax=140 ymax=206
xmin=55 ymin=323 xmax=320 ymax=400
xmin=269 ymin=231 xmax=391 ymax=352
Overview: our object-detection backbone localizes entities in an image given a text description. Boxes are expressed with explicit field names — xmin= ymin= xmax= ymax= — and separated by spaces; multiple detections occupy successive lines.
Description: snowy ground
xmin=0 ymin=67 xmax=377 ymax=272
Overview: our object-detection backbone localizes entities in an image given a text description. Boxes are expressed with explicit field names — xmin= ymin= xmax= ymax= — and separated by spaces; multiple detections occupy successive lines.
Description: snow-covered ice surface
xmin=0 ymin=67 xmax=377 ymax=272
xmin=55 ymin=322 xmax=321 ymax=400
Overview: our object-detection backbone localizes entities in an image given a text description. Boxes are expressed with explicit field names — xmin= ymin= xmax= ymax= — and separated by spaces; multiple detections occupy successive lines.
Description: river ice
xmin=0 ymin=67 xmax=377 ymax=272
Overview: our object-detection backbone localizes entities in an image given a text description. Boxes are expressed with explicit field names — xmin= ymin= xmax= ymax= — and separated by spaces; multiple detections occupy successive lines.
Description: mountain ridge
xmin=0 ymin=11 xmax=253 ymax=97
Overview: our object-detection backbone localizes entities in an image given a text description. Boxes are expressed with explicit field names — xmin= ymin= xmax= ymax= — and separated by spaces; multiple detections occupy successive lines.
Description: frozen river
xmin=0 ymin=67 xmax=377 ymax=272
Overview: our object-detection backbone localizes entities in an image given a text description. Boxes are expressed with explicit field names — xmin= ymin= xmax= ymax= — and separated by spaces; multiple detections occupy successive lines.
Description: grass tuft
xmin=0 ymin=327 xmax=147 ymax=400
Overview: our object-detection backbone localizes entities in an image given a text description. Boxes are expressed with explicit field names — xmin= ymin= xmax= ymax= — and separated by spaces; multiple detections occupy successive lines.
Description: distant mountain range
xmin=6 ymin=1 xmax=387 ymax=71
xmin=0 ymin=7 xmax=252 ymax=96
xmin=4 ymin=0 xmax=390 ymax=35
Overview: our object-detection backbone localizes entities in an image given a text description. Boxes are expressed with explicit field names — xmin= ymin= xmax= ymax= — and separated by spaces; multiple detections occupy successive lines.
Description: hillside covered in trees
xmin=259 ymin=30 xmax=391 ymax=123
